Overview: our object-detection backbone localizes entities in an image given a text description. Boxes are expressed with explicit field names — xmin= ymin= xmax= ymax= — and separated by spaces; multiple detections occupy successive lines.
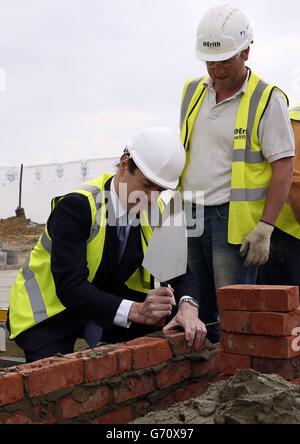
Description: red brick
xmin=0 ymin=410 xmax=56 ymax=425
xmin=89 ymin=406 xmax=134 ymax=424
xmin=155 ymin=361 xmax=191 ymax=389
xmin=175 ymin=380 xmax=210 ymax=403
xmin=133 ymin=399 xmax=152 ymax=419
xmin=218 ymin=285 xmax=299 ymax=312
xmin=212 ymin=374 xmax=230 ymax=383
xmin=221 ymin=332 xmax=300 ymax=359
xmin=153 ymin=393 xmax=176 ymax=411
xmin=0 ymin=411 xmax=33 ymax=424
xmin=125 ymin=337 xmax=172 ymax=370
xmin=114 ymin=347 xmax=132 ymax=374
xmin=165 ymin=331 xmax=194 ymax=356
xmin=220 ymin=311 xmax=252 ymax=334
xmin=192 ymin=349 xmax=221 ymax=377
xmin=60 ymin=386 xmax=109 ymax=419
xmin=22 ymin=359 xmax=83 ymax=398
xmin=220 ymin=352 xmax=252 ymax=375
xmin=252 ymin=356 xmax=300 ymax=381
xmin=251 ymin=308 xmax=300 ymax=336
xmin=0 ymin=374 xmax=24 ymax=406
xmin=84 ymin=352 xmax=118 ymax=383
xmin=113 ymin=374 xmax=155 ymax=404
xmin=33 ymin=405 xmax=57 ymax=424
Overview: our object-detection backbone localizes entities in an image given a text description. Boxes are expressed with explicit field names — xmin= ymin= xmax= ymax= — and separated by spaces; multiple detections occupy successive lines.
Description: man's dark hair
xmin=117 ymin=148 xmax=138 ymax=175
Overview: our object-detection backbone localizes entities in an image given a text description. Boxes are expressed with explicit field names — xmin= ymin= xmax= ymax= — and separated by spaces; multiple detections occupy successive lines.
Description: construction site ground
xmin=133 ymin=369 xmax=300 ymax=424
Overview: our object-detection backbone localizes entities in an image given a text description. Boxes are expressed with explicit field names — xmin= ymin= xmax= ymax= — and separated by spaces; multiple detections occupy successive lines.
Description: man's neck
xmin=214 ymin=67 xmax=248 ymax=103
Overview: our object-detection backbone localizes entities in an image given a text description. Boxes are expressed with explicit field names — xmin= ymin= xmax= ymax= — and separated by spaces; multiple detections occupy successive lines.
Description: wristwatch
xmin=178 ymin=296 xmax=199 ymax=309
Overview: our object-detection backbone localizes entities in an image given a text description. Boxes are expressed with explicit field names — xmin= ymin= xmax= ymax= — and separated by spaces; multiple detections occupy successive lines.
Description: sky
xmin=0 ymin=0 xmax=300 ymax=166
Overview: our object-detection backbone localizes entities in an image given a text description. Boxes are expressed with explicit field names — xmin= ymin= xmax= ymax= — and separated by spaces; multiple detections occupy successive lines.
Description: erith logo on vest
xmin=234 ymin=128 xmax=248 ymax=140
xmin=203 ymin=41 xmax=221 ymax=48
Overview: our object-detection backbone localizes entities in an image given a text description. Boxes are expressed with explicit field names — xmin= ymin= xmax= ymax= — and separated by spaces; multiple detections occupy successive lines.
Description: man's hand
xmin=128 ymin=287 xmax=175 ymax=325
xmin=240 ymin=221 xmax=274 ymax=267
xmin=163 ymin=303 xmax=207 ymax=350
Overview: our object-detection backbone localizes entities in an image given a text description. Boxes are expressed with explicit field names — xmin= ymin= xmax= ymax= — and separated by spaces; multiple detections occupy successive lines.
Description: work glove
xmin=240 ymin=221 xmax=274 ymax=267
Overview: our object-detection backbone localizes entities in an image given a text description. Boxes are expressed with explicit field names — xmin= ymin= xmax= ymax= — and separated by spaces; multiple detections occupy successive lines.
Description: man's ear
xmin=119 ymin=156 xmax=129 ymax=177
xmin=242 ymin=47 xmax=250 ymax=62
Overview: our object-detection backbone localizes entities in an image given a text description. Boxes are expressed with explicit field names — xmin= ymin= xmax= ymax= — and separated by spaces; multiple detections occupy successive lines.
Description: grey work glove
xmin=240 ymin=221 xmax=274 ymax=267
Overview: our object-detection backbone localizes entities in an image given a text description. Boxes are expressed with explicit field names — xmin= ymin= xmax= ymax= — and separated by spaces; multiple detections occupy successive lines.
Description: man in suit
xmin=8 ymin=127 xmax=207 ymax=362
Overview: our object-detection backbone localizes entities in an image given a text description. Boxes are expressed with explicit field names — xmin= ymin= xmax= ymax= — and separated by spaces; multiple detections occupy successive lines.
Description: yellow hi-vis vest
xmin=289 ymin=103 xmax=300 ymax=121
xmin=9 ymin=174 xmax=153 ymax=340
xmin=179 ymin=70 xmax=300 ymax=244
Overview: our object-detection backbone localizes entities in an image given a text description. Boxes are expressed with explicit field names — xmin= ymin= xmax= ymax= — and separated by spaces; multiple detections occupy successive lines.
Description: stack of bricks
xmin=219 ymin=285 xmax=300 ymax=384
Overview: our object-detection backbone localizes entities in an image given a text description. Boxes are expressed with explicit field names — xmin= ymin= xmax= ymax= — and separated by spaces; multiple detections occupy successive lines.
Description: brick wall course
xmin=0 ymin=332 xmax=220 ymax=424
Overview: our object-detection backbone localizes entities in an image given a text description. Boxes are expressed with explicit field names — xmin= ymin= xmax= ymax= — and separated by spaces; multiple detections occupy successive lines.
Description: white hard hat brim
xmin=130 ymin=150 xmax=179 ymax=190
xmin=196 ymin=41 xmax=252 ymax=62
xmin=196 ymin=47 xmax=240 ymax=62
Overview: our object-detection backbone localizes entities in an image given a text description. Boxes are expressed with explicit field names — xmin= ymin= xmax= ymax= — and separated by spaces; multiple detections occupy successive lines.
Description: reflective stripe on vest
xmin=22 ymin=258 xmax=48 ymax=323
xmin=41 ymin=231 xmax=51 ymax=254
xmin=79 ymin=184 xmax=103 ymax=243
xmin=230 ymin=188 xmax=267 ymax=202
xmin=245 ymin=80 xmax=269 ymax=151
xmin=180 ymin=78 xmax=203 ymax=130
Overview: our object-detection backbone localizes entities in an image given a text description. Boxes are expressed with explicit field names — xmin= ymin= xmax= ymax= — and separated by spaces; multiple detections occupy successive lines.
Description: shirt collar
xmin=110 ymin=176 xmax=127 ymax=220
xmin=204 ymin=68 xmax=250 ymax=97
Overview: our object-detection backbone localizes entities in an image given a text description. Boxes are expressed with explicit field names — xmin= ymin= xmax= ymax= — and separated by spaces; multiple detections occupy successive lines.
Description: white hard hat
xmin=125 ymin=127 xmax=185 ymax=190
xmin=195 ymin=4 xmax=254 ymax=62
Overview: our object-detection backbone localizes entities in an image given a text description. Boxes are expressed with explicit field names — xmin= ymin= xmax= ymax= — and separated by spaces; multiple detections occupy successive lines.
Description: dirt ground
xmin=0 ymin=216 xmax=45 ymax=265
xmin=133 ymin=370 xmax=300 ymax=424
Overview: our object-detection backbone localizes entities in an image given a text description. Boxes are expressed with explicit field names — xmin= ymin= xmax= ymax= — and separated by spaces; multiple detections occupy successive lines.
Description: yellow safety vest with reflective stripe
xmin=179 ymin=70 xmax=300 ymax=244
xmin=9 ymin=174 xmax=153 ymax=340
xmin=289 ymin=103 xmax=300 ymax=121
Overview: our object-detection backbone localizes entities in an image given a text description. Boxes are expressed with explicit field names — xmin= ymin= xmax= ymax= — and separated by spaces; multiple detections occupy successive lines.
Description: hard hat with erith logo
xmin=195 ymin=4 xmax=254 ymax=62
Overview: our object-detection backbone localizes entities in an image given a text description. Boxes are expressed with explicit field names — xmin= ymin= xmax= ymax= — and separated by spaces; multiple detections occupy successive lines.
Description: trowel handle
xmin=157 ymin=282 xmax=168 ymax=327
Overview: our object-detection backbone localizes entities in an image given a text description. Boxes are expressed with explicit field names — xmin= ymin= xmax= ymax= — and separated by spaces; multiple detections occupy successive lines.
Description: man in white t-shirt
xmin=180 ymin=5 xmax=296 ymax=342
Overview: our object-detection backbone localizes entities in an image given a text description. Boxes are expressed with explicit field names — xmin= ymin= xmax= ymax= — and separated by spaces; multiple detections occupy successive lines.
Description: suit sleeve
xmin=48 ymin=193 xmax=123 ymax=329
xmin=168 ymin=267 xmax=200 ymax=304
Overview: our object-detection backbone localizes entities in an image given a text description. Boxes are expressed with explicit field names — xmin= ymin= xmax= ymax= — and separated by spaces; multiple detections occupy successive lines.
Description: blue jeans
xmin=188 ymin=203 xmax=257 ymax=343
xmin=257 ymin=227 xmax=300 ymax=286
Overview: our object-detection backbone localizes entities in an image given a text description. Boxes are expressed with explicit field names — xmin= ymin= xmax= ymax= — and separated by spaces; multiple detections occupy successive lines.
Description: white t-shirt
xmin=182 ymin=71 xmax=295 ymax=205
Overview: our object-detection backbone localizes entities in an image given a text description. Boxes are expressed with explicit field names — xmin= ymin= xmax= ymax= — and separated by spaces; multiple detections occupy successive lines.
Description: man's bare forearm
xmin=261 ymin=157 xmax=293 ymax=225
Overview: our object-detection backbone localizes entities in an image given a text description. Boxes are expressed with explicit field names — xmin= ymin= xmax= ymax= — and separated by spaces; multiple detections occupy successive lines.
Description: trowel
xmin=142 ymin=191 xmax=188 ymax=286
xmin=142 ymin=192 xmax=187 ymax=327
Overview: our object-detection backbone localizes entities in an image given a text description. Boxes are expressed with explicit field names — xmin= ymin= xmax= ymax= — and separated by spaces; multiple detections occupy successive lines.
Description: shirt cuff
xmin=113 ymin=299 xmax=134 ymax=328
xmin=267 ymin=150 xmax=295 ymax=163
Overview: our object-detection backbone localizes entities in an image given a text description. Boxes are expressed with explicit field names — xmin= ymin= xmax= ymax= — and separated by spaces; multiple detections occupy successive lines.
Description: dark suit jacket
xmin=12 ymin=176 xmax=199 ymax=351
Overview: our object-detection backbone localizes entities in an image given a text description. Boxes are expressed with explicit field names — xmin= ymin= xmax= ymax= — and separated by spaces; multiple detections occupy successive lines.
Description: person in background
xmin=258 ymin=104 xmax=300 ymax=286
xmin=179 ymin=4 xmax=298 ymax=342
